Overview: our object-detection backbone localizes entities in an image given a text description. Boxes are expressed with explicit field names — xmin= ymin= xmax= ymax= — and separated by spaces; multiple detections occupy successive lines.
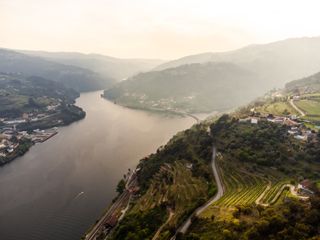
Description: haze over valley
xmin=1 ymin=1 xmax=320 ymax=240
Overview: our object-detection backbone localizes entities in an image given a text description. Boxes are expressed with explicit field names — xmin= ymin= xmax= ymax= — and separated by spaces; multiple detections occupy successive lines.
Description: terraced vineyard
xmin=131 ymin=161 xmax=208 ymax=225
xmin=212 ymin=165 xmax=267 ymax=207
xmin=260 ymin=180 xmax=290 ymax=205
xmin=201 ymin=154 xmax=292 ymax=218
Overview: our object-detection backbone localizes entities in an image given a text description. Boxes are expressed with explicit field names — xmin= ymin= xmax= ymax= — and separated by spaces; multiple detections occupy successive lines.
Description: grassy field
xmin=255 ymin=101 xmax=298 ymax=116
xmin=295 ymin=99 xmax=320 ymax=121
xmin=200 ymin=153 xmax=291 ymax=221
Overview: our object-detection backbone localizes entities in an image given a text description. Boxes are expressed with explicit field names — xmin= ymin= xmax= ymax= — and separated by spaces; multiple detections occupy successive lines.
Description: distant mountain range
xmin=154 ymin=37 xmax=320 ymax=88
xmin=0 ymin=48 xmax=114 ymax=92
xmin=18 ymin=50 xmax=165 ymax=81
xmin=104 ymin=37 xmax=320 ymax=113
xmin=0 ymin=48 xmax=164 ymax=92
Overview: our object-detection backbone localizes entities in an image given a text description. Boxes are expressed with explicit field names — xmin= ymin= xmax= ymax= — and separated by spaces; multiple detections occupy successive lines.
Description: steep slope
xmin=0 ymin=49 xmax=115 ymax=92
xmin=103 ymin=62 xmax=262 ymax=113
xmin=19 ymin=50 xmax=165 ymax=81
xmin=285 ymin=71 xmax=320 ymax=94
xmin=0 ymin=72 xmax=80 ymax=118
xmin=155 ymin=37 xmax=320 ymax=88
xmin=105 ymin=115 xmax=320 ymax=240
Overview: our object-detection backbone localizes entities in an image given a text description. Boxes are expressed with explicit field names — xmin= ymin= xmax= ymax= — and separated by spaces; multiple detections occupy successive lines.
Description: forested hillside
xmin=0 ymin=49 xmax=115 ymax=91
xmin=104 ymin=62 xmax=261 ymax=113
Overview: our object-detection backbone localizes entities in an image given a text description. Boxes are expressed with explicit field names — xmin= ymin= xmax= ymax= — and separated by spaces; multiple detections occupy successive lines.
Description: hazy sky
xmin=1 ymin=0 xmax=320 ymax=59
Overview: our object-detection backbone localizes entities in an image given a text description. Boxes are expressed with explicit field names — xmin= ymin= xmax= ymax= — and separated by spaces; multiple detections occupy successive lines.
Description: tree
xmin=116 ymin=179 xmax=126 ymax=194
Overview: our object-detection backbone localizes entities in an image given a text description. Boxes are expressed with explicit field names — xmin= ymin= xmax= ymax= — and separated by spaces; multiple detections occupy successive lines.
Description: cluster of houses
xmin=239 ymin=111 xmax=318 ymax=142
xmin=0 ymin=102 xmax=62 ymax=161
xmin=0 ymin=129 xmax=21 ymax=158
xmin=0 ymin=127 xmax=58 ymax=159
xmin=297 ymin=179 xmax=315 ymax=196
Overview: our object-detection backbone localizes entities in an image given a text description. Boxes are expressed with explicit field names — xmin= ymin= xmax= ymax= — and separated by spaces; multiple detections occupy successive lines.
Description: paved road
xmin=289 ymin=99 xmax=305 ymax=117
xmin=171 ymin=146 xmax=224 ymax=238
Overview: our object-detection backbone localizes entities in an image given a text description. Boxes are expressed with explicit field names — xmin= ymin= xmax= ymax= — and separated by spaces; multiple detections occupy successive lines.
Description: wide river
xmin=0 ymin=91 xmax=200 ymax=240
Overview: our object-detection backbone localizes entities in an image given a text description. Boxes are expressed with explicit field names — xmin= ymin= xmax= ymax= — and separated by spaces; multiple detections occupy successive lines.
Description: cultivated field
xmin=255 ymin=101 xmax=298 ymax=116
xmin=132 ymin=162 xmax=208 ymax=225
xmin=295 ymin=98 xmax=320 ymax=121
xmin=201 ymin=154 xmax=291 ymax=219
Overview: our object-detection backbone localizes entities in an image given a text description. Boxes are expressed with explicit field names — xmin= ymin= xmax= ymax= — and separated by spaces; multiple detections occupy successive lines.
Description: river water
xmin=0 ymin=91 xmax=198 ymax=240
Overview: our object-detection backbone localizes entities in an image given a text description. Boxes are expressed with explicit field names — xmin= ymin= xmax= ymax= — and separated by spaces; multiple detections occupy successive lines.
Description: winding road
xmin=171 ymin=146 xmax=224 ymax=239
xmin=289 ymin=99 xmax=305 ymax=117
xmin=256 ymin=183 xmax=309 ymax=207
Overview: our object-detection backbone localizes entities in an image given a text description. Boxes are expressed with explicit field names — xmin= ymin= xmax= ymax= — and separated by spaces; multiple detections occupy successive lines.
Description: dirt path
xmin=152 ymin=209 xmax=174 ymax=240
xmin=289 ymin=99 xmax=305 ymax=117
xmin=255 ymin=184 xmax=271 ymax=207
xmin=256 ymin=183 xmax=309 ymax=207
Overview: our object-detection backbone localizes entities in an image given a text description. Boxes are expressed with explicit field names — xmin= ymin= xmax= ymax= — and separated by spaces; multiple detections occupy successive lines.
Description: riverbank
xmin=0 ymin=104 xmax=86 ymax=167
xmin=0 ymin=91 xmax=196 ymax=240
xmin=101 ymin=93 xmax=224 ymax=122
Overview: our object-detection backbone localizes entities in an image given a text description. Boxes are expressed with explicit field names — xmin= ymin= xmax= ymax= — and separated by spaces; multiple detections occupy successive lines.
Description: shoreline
xmin=100 ymin=96 xmax=216 ymax=124
xmin=0 ymin=105 xmax=86 ymax=167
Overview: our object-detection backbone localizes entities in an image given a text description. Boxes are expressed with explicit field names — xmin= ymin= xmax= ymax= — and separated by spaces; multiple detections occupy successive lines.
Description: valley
xmin=1 ymin=37 xmax=320 ymax=240
xmin=93 ymin=72 xmax=320 ymax=240
xmin=3 ymin=2 xmax=320 ymax=240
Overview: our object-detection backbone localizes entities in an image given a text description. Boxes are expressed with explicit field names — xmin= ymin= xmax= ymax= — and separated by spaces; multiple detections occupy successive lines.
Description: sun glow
xmin=1 ymin=0 xmax=320 ymax=58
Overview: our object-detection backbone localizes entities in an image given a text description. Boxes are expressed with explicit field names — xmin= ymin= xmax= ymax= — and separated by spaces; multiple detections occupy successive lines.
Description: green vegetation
xmin=296 ymin=100 xmax=320 ymax=115
xmin=295 ymin=99 xmax=320 ymax=121
xmin=0 ymin=73 xmax=86 ymax=130
xmin=0 ymin=138 xmax=33 ymax=165
xmin=109 ymin=72 xmax=320 ymax=240
xmin=0 ymin=73 xmax=86 ymax=165
xmin=116 ymin=179 xmax=126 ymax=194
xmin=0 ymin=73 xmax=79 ymax=118
xmin=182 ymin=196 xmax=320 ymax=240
xmin=110 ymin=205 xmax=168 ymax=240
xmin=255 ymin=101 xmax=298 ymax=116
xmin=180 ymin=115 xmax=320 ymax=240
xmin=260 ymin=180 xmax=289 ymax=204
xmin=132 ymin=162 xmax=208 ymax=227
xmin=284 ymin=70 xmax=320 ymax=123
xmin=110 ymin=124 xmax=215 ymax=240
xmin=16 ymin=104 xmax=86 ymax=131
xmin=104 ymin=62 xmax=263 ymax=113
xmin=137 ymin=124 xmax=213 ymax=192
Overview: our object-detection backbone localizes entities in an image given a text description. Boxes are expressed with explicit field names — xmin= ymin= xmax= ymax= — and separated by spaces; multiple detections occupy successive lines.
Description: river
xmin=0 ymin=91 xmax=200 ymax=240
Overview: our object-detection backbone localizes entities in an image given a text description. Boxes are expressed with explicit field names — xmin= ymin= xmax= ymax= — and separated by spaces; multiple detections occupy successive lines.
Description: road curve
xmin=171 ymin=146 xmax=224 ymax=238
xmin=256 ymin=183 xmax=309 ymax=207
xmin=289 ymin=99 xmax=305 ymax=117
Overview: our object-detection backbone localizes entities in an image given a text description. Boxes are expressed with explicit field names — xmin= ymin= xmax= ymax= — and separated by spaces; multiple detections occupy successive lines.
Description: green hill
xmin=0 ymin=73 xmax=85 ymax=127
xmin=0 ymin=48 xmax=115 ymax=92
xmin=285 ymin=71 xmax=320 ymax=94
xmin=103 ymin=62 xmax=262 ymax=113
xmin=105 ymin=115 xmax=320 ymax=240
